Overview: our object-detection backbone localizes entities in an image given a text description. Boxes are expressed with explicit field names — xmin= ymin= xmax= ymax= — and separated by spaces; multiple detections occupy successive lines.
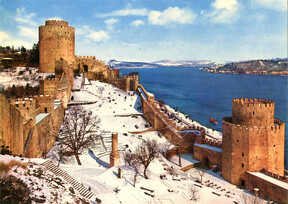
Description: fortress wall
xmin=26 ymin=102 xmax=64 ymax=158
xmin=10 ymin=98 xmax=37 ymax=122
xmin=0 ymin=95 xmax=25 ymax=155
xmin=193 ymin=145 xmax=222 ymax=169
xmin=138 ymin=86 xmax=186 ymax=149
xmin=34 ymin=95 xmax=55 ymax=113
xmin=9 ymin=106 xmax=24 ymax=155
xmin=0 ymin=95 xmax=11 ymax=148
xmin=221 ymin=117 xmax=233 ymax=182
xmin=39 ymin=78 xmax=58 ymax=95
xmin=266 ymin=121 xmax=285 ymax=173
xmin=245 ymin=172 xmax=288 ymax=204
xmin=232 ymin=98 xmax=274 ymax=127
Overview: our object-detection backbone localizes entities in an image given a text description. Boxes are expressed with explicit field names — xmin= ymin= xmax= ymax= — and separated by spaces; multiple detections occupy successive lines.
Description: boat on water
xmin=209 ymin=117 xmax=218 ymax=124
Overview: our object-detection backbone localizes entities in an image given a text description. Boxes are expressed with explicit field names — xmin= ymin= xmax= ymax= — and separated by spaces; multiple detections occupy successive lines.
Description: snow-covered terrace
xmin=247 ymin=172 xmax=288 ymax=189
xmin=194 ymin=143 xmax=222 ymax=153
xmin=35 ymin=113 xmax=50 ymax=124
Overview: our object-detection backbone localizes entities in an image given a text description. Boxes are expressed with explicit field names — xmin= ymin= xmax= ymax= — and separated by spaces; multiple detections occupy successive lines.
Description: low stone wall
xmin=245 ymin=172 xmax=288 ymax=204
xmin=193 ymin=144 xmax=222 ymax=170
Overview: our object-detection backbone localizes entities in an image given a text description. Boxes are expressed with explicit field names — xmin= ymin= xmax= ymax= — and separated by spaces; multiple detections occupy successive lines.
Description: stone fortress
xmin=138 ymin=85 xmax=287 ymax=203
xmin=0 ymin=19 xmax=286 ymax=203
xmin=0 ymin=19 xmax=138 ymax=158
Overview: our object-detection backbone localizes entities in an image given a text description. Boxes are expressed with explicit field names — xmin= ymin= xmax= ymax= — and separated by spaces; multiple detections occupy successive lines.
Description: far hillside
xmin=204 ymin=58 xmax=288 ymax=75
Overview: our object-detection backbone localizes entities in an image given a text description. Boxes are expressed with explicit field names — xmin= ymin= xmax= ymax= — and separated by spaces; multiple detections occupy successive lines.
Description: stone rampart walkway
xmin=42 ymin=160 xmax=95 ymax=200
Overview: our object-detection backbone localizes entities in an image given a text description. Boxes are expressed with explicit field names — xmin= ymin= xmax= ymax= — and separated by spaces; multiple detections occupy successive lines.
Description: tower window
xmin=44 ymin=107 xmax=47 ymax=113
xmin=237 ymin=139 xmax=239 ymax=142
xmin=242 ymin=163 xmax=244 ymax=168
xmin=242 ymin=153 xmax=244 ymax=157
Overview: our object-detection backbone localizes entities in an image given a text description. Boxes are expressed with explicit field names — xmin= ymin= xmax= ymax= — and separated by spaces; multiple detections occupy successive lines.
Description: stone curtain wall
xmin=245 ymin=172 xmax=288 ymax=204
xmin=26 ymin=102 xmax=64 ymax=158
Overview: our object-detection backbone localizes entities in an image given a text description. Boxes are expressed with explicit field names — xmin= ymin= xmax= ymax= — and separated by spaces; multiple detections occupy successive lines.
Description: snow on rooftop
xmin=194 ymin=143 xmax=222 ymax=153
xmin=35 ymin=113 xmax=50 ymax=124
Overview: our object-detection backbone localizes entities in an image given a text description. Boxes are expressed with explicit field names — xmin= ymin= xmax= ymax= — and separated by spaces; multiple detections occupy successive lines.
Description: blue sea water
xmin=120 ymin=67 xmax=288 ymax=169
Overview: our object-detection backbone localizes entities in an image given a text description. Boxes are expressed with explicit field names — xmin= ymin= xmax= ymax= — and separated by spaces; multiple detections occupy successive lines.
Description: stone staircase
xmin=42 ymin=160 xmax=95 ymax=200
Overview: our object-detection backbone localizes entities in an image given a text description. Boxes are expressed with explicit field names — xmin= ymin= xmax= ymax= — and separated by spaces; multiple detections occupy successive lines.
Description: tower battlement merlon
xmin=232 ymin=98 xmax=274 ymax=107
xmin=232 ymin=98 xmax=275 ymax=127
xmin=45 ymin=20 xmax=69 ymax=26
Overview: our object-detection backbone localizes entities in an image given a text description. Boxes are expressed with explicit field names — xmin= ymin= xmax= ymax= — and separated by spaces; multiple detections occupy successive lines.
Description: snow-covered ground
xmin=1 ymin=73 xmax=267 ymax=203
xmin=0 ymin=67 xmax=52 ymax=88
xmin=44 ymin=76 xmax=265 ymax=203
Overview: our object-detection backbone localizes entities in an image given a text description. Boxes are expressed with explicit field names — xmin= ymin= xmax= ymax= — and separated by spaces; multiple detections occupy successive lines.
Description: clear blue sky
xmin=0 ymin=0 xmax=287 ymax=62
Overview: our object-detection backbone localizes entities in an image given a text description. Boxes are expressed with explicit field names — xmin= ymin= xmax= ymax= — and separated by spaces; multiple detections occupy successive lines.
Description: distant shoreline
xmin=201 ymin=67 xmax=288 ymax=76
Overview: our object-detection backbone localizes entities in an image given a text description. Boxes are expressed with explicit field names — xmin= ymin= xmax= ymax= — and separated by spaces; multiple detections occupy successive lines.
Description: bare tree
xmin=57 ymin=144 xmax=69 ymax=167
xmin=123 ymin=150 xmax=141 ymax=187
xmin=58 ymin=106 xmax=100 ymax=165
xmin=136 ymin=139 xmax=159 ymax=179
xmin=123 ymin=151 xmax=138 ymax=166
xmin=196 ymin=168 xmax=205 ymax=184
xmin=189 ymin=185 xmax=200 ymax=202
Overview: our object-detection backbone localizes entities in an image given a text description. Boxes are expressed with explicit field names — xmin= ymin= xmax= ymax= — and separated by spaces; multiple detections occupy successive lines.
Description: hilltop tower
xmin=222 ymin=98 xmax=285 ymax=186
xmin=39 ymin=20 xmax=75 ymax=73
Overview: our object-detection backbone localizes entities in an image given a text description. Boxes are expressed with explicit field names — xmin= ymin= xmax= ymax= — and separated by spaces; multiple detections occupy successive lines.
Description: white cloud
xmin=0 ymin=31 xmax=32 ymax=48
xmin=253 ymin=0 xmax=287 ymax=11
xmin=15 ymin=7 xmax=37 ymax=26
xmin=87 ymin=30 xmax=110 ymax=42
xmin=76 ymin=25 xmax=92 ymax=36
xmin=47 ymin=17 xmax=63 ymax=20
xmin=18 ymin=26 xmax=38 ymax=39
xmin=76 ymin=25 xmax=110 ymax=42
xmin=130 ymin=20 xmax=145 ymax=27
xmin=148 ymin=7 xmax=196 ymax=25
xmin=96 ymin=8 xmax=148 ymax=17
xmin=206 ymin=0 xmax=239 ymax=23
xmin=105 ymin=18 xmax=119 ymax=30
xmin=0 ymin=31 xmax=9 ymax=42
xmin=212 ymin=0 xmax=238 ymax=10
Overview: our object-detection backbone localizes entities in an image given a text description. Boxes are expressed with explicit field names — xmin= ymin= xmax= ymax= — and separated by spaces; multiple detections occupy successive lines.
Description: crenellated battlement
xmin=203 ymin=138 xmax=222 ymax=148
xmin=11 ymin=98 xmax=36 ymax=108
xmin=232 ymin=98 xmax=274 ymax=108
xmin=75 ymin=56 xmax=105 ymax=65
xmin=223 ymin=117 xmax=284 ymax=132
xmin=45 ymin=20 xmax=68 ymax=26
xmin=232 ymin=98 xmax=275 ymax=127
xmin=33 ymin=95 xmax=55 ymax=100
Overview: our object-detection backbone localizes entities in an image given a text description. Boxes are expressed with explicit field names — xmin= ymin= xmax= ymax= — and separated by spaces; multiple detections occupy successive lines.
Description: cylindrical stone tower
xmin=110 ymin=132 xmax=120 ymax=168
xmin=39 ymin=20 xmax=75 ymax=73
xmin=222 ymin=98 xmax=285 ymax=186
